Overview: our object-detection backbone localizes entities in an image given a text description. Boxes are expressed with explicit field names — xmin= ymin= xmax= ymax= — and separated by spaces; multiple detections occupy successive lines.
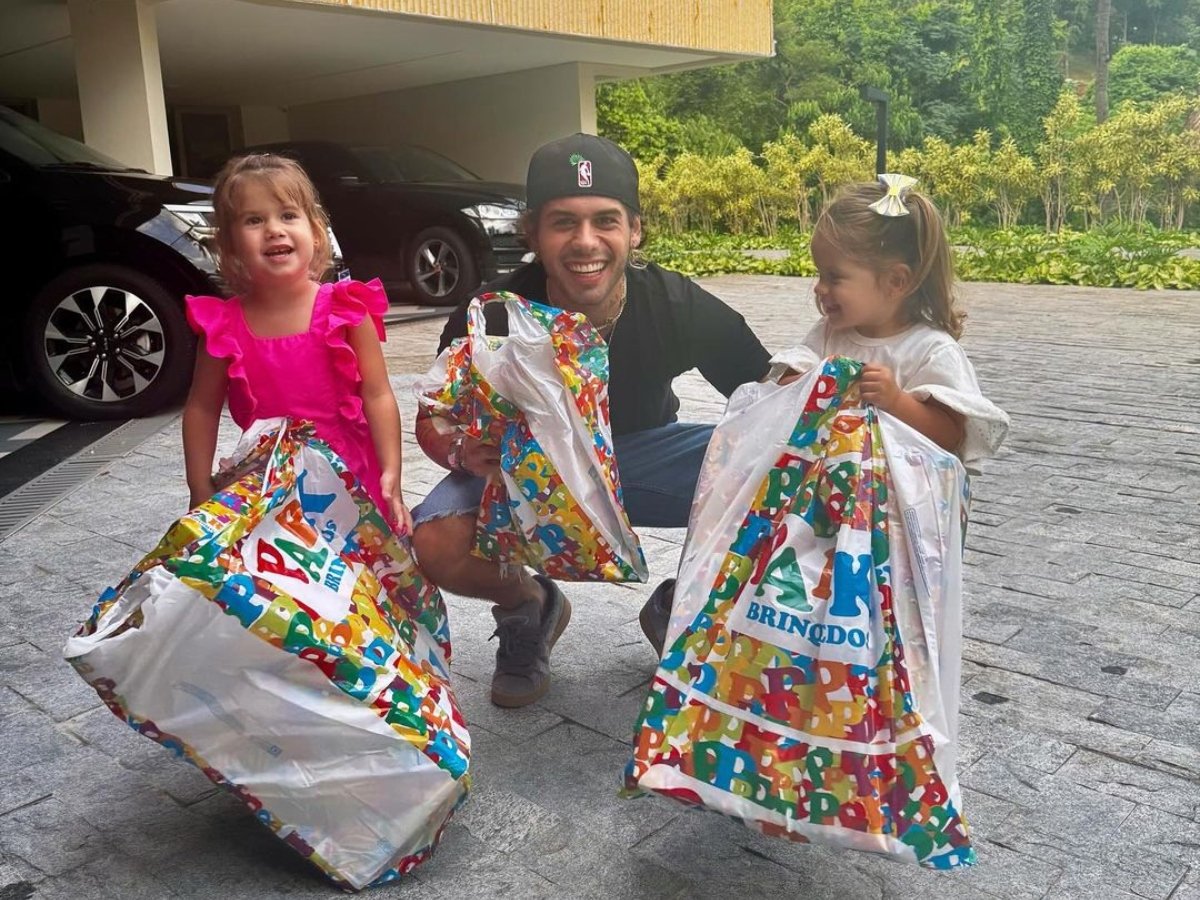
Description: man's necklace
xmin=594 ymin=278 xmax=628 ymax=336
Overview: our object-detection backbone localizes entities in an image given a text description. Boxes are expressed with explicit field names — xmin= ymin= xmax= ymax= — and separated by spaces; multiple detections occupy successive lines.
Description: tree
xmin=1016 ymin=0 xmax=1065 ymax=147
xmin=1108 ymin=44 xmax=1200 ymax=106
xmin=989 ymin=136 xmax=1040 ymax=225
xmin=1036 ymin=90 xmax=1094 ymax=230
xmin=1095 ymin=0 xmax=1113 ymax=121
xmin=762 ymin=132 xmax=819 ymax=228
xmin=595 ymin=80 xmax=682 ymax=161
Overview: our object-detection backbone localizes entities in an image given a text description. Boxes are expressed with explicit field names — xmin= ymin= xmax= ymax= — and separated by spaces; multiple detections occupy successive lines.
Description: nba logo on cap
xmin=570 ymin=153 xmax=593 ymax=188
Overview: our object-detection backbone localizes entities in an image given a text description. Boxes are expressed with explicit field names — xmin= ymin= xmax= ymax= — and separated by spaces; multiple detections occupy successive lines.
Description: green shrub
xmin=642 ymin=226 xmax=1200 ymax=289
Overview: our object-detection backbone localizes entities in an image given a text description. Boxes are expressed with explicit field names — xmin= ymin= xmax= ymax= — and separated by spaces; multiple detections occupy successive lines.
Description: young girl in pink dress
xmin=183 ymin=153 xmax=413 ymax=533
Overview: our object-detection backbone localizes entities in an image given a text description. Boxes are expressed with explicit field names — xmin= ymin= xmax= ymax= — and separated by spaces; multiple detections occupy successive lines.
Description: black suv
xmin=247 ymin=141 xmax=526 ymax=307
xmin=0 ymin=106 xmax=221 ymax=419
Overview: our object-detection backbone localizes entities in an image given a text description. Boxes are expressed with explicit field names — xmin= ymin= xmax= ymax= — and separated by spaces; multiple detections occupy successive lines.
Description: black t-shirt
xmin=435 ymin=262 xmax=772 ymax=436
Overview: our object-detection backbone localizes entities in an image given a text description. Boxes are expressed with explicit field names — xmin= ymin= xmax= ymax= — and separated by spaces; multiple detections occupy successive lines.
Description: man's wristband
xmin=446 ymin=432 xmax=467 ymax=472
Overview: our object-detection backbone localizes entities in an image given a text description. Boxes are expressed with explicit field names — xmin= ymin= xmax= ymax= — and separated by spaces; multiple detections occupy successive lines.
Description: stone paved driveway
xmin=1 ymin=277 xmax=1198 ymax=900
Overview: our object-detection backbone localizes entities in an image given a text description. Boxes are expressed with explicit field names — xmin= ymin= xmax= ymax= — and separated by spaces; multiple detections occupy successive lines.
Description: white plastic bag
xmin=628 ymin=358 xmax=973 ymax=869
xmin=419 ymin=292 xmax=647 ymax=582
xmin=64 ymin=419 xmax=470 ymax=890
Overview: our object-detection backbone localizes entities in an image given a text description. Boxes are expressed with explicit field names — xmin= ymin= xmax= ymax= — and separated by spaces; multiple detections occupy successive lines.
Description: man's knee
xmin=412 ymin=515 xmax=473 ymax=583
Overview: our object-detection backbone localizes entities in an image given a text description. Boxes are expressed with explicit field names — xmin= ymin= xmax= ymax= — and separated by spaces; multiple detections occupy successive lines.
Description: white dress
xmin=771 ymin=319 xmax=1009 ymax=467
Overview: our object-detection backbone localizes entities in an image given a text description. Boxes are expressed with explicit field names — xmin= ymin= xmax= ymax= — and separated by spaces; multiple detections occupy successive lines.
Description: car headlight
xmin=464 ymin=203 xmax=523 ymax=221
xmin=166 ymin=203 xmax=217 ymax=242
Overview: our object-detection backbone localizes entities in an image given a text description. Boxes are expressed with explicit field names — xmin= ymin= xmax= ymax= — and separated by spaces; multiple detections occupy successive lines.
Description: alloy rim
xmin=414 ymin=238 xmax=461 ymax=298
xmin=43 ymin=285 xmax=166 ymax=403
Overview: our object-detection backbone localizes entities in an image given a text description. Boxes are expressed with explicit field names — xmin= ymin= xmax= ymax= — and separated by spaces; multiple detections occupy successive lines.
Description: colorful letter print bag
xmin=420 ymin=292 xmax=647 ymax=582
xmin=627 ymin=358 xmax=975 ymax=869
xmin=64 ymin=419 xmax=470 ymax=891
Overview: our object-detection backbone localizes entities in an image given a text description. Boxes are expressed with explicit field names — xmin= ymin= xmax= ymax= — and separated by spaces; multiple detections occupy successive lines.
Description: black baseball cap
xmin=525 ymin=133 xmax=640 ymax=214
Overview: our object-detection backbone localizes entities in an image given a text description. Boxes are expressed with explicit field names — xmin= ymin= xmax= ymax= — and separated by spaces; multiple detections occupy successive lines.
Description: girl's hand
xmin=380 ymin=471 xmax=414 ymax=536
xmin=859 ymin=363 xmax=903 ymax=411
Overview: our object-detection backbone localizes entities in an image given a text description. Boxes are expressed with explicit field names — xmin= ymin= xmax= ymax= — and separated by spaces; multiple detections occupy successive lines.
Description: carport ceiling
xmin=0 ymin=0 xmax=729 ymax=107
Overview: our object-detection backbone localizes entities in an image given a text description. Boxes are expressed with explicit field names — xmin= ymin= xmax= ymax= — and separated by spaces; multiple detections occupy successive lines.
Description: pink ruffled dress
xmin=186 ymin=279 xmax=390 ymax=513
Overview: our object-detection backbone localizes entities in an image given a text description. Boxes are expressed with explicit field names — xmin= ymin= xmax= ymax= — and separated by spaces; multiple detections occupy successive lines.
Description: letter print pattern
xmin=69 ymin=421 xmax=470 ymax=888
xmin=426 ymin=292 xmax=645 ymax=581
xmin=626 ymin=358 xmax=974 ymax=869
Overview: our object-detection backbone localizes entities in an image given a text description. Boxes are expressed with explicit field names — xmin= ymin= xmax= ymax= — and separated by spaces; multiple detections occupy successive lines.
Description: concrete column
xmin=35 ymin=98 xmax=85 ymax=141
xmin=67 ymin=0 xmax=172 ymax=174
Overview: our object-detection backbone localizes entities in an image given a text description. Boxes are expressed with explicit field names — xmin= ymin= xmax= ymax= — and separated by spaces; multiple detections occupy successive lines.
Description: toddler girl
xmin=794 ymin=175 xmax=1008 ymax=463
xmin=183 ymin=153 xmax=412 ymax=532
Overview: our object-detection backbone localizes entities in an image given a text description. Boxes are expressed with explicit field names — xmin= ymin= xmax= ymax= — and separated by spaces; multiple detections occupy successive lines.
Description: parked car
xmin=243 ymin=141 xmax=526 ymax=306
xmin=0 ymin=106 xmax=223 ymax=419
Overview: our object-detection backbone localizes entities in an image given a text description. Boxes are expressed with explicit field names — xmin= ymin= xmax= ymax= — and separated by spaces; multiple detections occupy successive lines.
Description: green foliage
xmin=631 ymin=98 xmax=1200 ymax=238
xmin=597 ymin=0 xmax=1200 ymax=163
xmin=1107 ymin=44 xmax=1200 ymax=106
xmin=952 ymin=225 xmax=1200 ymax=287
xmin=1015 ymin=0 xmax=1064 ymax=147
xmin=642 ymin=226 xmax=1200 ymax=289
xmin=595 ymin=80 xmax=682 ymax=162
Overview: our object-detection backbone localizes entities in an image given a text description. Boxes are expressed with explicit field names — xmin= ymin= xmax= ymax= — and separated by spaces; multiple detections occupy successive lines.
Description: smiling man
xmin=411 ymin=134 xmax=771 ymax=708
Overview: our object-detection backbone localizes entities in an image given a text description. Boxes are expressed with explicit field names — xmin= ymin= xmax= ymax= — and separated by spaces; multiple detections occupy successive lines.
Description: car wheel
xmin=406 ymin=227 xmax=479 ymax=307
xmin=23 ymin=264 xmax=195 ymax=419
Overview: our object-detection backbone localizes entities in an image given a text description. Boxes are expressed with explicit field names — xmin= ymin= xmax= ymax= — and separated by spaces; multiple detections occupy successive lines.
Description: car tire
xmin=23 ymin=264 xmax=195 ymax=420
xmin=406 ymin=226 xmax=479 ymax=307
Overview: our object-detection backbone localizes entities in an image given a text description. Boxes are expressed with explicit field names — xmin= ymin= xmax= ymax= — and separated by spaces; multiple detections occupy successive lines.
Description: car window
xmin=260 ymin=144 xmax=362 ymax=183
xmin=353 ymin=145 xmax=478 ymax=183
xmin=0 ymin=106 xmax=131 ymax=170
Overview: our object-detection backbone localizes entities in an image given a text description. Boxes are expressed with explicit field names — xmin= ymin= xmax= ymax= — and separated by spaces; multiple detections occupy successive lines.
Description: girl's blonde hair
xmin=211 ymin=153 xmax=333 ymax=295
xmin=813 ymin=181 xmax=963 ymax=339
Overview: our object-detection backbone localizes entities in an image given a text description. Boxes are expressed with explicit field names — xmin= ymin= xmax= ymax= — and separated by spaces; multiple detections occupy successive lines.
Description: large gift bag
xmin=626 ymin=357 xmax=975 ymax=870
xmin=63 ymin=419 xmax=470 ymax=891
xmin=419 ymin=291 xmax=647 ymax=582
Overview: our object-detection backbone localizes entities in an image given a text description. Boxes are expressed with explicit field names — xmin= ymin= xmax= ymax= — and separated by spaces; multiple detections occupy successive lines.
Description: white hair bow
xmin=868 ymin=173 xmax=918 ymax=217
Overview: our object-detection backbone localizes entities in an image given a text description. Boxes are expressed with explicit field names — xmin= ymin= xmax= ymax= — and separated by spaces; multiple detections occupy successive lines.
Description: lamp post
xmin=860 ymin=86 xmax=889 ymax=175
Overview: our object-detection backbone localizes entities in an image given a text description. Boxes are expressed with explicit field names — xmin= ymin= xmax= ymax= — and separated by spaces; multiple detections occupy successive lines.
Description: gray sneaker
xmin=639 ymin=578 xmax=675 ymax=658
xmin=489 ymin=576 xmax=571 ymax=708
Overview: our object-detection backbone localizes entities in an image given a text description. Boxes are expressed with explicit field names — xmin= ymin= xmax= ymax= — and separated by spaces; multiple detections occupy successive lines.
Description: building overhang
xmin=1 ymin=0 xmax=773 ymax=108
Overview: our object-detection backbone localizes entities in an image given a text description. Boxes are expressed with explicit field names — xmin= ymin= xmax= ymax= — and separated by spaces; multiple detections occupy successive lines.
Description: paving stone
xmin=958 ymin=721 xmax=1077 ymax=775
xmin=1134 ymin=739 xmax=1200 ymax=783
xmin=398 ymin=826 xmax=565 ymax=900
xmin=1057 ymin=748 xmax=1200 ymax=821
xmin=450 ymin=674 xmax=565 ymax=744
xmin=490 ymin=722 xmax=681 ymax=849
xmin=21 ymin=854 xmax=180 ymax=900
xmin=960 ymin=668 xmax=1153 ymax=758
xmin=961 ymin=599 xmax=1032 ymax=644
xmin=0 ymin=846 xmax=46 ymax=889
xmin=452 ymin=782 xmax=566 ymax=855
xmin=1117 ymin=805 xmax=1200 ymax=869
xmin=62 ymin=706 xmax=219 ymax=806
xmin=514 ymin=817 xmax=691 ymax=900
xmin=986 ymin=818 xmax=1189 ymax=900
xmin=4 ymin=277 xmax=1200 ymax=898
xmin=0 ymin=686 xmax=34 ymax=719
xmin=1089 ymin=692 xmax=1200 ymax=753
xmin=0 ymin=710 xmax=75 ymax=781
xmin=1 ymin=648 xmax=104 ymax=723
xmin=630 ymin=813 xmax=846 ymax=900
xmin=0 ymin=798 xmax=106 ymax=877
xmin=145 ymin=814 xmax=339 ymax=899
xmin=963 ymin=635 xmax=1179 ymax=709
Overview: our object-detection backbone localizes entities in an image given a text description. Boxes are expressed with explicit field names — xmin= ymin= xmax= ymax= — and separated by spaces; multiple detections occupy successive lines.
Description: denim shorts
xmin=412 ymin=421 xmax=714 ymax=529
